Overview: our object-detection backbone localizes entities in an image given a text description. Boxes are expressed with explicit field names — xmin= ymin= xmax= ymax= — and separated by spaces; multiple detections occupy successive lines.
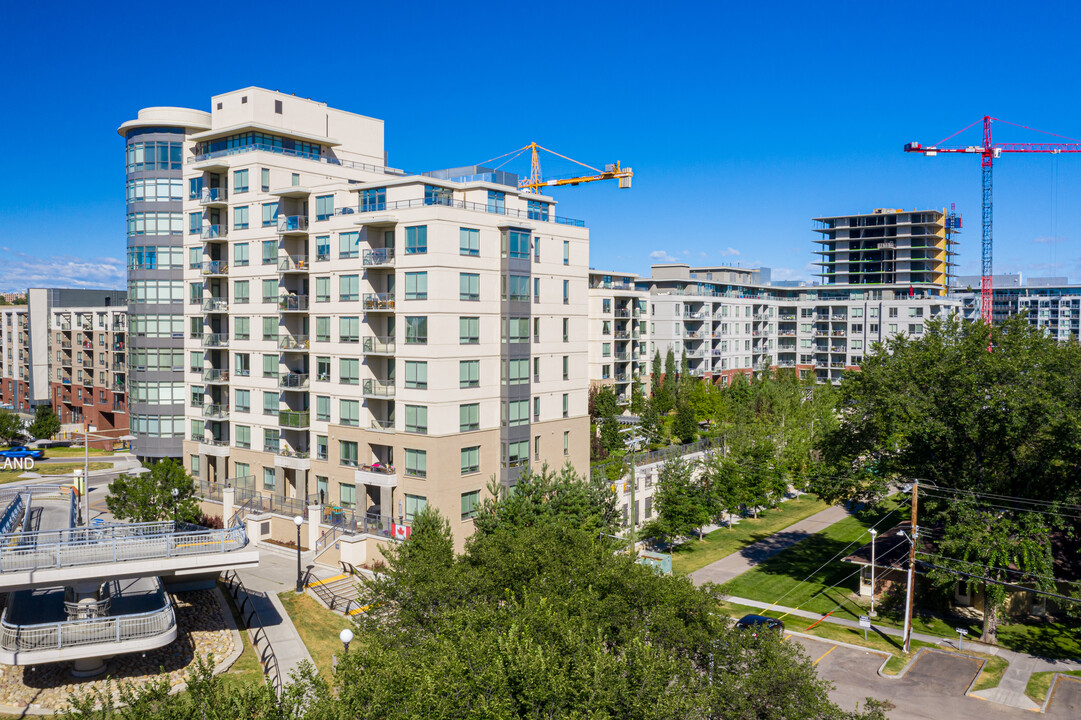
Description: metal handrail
xmin=222 ymin=570 xmax=283 ymax=697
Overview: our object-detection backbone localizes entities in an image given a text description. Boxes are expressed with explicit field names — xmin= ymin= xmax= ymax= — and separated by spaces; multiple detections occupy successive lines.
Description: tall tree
xmin=651 ymin=349 xmax=663 ymax=398
xmin=106 ymin=458 xmax=200 ymax=524
xmin=28 ymin=405 xmax=60 ymax=441
xmin=0 ymin=409 xmax=22 ymax=445
xmin=673 ymin=398 xmax=698 ymax=445
xmin=641 ymin=457 xmax=712 ymax=543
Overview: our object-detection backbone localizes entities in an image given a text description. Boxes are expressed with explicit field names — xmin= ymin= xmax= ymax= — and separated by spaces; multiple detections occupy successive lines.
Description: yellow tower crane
xmin=482 ymin=142 xmax=633 ymax=193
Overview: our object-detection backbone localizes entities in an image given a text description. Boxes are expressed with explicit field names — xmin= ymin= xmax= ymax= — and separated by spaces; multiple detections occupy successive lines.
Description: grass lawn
xmin=995 ymin=621 xmax=1081 ymax=660
xmin=1025 ymin=670 xmax=1081 ymax=705
xmin=672 ymin=494 xmax=831 ymax=575
xmin=279 ymin=591 xmax=355 ymax=681
xmin=216 ymin=584 xmax=265 ymax=690
xmin=0 ymin=461 xmax=111 ymax=484
xmin=35 ymin=446 xmax=118 ymax=457
xmin=971 ymin=654 xmax=1009 ymax=691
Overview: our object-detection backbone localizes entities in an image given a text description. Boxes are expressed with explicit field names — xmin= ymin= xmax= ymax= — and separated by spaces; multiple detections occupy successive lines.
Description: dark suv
xmin=735 ymin=614 xmax=785 ymax=638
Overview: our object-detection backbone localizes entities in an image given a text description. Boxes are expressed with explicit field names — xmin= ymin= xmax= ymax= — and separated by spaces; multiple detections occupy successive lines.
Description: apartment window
xmin=235 ymin=389 xmax=250 ymax=413
xmin=261 ymin=202 xmax=278 ymax=227
xmin=460 ymin=227 xmax=479 ymax=256
xmin=234 ymin=243 xmax=249 ymax=266
xmin=262 ymin=316 xmax=278 ymax=342
xmin=315 ymin=316 xmax=330 ymax=342
xmin=264 ymin=428 xmax=280 ymax=453
xmin=263 ymin=391 xmax=278 ymax=416
xmin=533 ymin=357 xmax=540 ymax=382
xmin=189 ymin=177 xmax=203 ymax=200
xmin=870 ymin=324 xmax=879 ymax=333
xmin=405 ymin=361 xmax=427 ymax=389
xmin=602 ymin=343 xmax=611 ymax=358
xmin=340 ymin=275 xmax=359 ymax=302
xmin=487 ymin=190 xmax=505 ymax=213
xmin=339 ymin=231 xmax=359 ymax=259
xmin=262 ymin=352 xmax=278 ymax=377
xmin=505 ymin=440 xmax=529 ymax=467
xmin=261 ymin=241 xmax=276 ymax=266
xmin=261 ymin=279 xmax=276 ymax=304
xmin=460 ymin=360 xmax=480 ymax=388
xmin=315 ymin=277 xmax=330 ymax=303
xmin=404 ymin=493 xmax=427 ymax=521
xmin=405 ymin=316 xmax=427 ymax=345
xmin=234 ymin=353 xmax=249 ymax=376
xmin=909 ymin=323 xmax=923 ymax=334
xmin=316 ymin=439 xmax=328 ymax=462
xmin=563 ymin=430 xmax=569 ymax=456
xmin=360 ymin=187 xmax=386 ymax=212
xmin=562 ymin=280 xmax=569 ymax=304
xmin=505 ymin=358 xmax=528 ymax=385
xmin=230 ymin=279 xmax=248 ymax=303
xmin=233 ymin=206 xmax=249 ymax=230
xmin=889 ymin=323 xmax=898 ymax=333
xmin=263 ymin=467 xmax=276 ymax=491
xmin=315 ymin=195 xmax=334 ymax=221
xmin=533 ymin=396 xmax=540 ymax=422
xmin=562 ymin=355 xmax=569 ymax=380
xmin=504 ymin=399 xmax=528 ymax=427
xmin=235 ymin=461 xmax=250 ymax=479
xmin=339 ymin=316 xmax=359 ymax=343
xmin=339 ymin=484 xmax=356 ymax=510
xmin=340 ymin=358 xmax=359 ymax=385
xmin=406 ymin=272 xmax=429 ymax=301
xmin=460 ymin=273 xmax=480 ymax=301
xmin=233 ymin=169 xmax=249 ymax=193
xmin=291 ymin=173 xmax=300 ymax=186
xmin=461 ymin=450 xmax=480 ymax=477
xmin=316 ymin=395 xmax=330 ymax=422
xmin=340 ymin=440 xmax=359 ymax=467
xmin=316 ymin=357 xmax=330 ymax=382
xmin=235 ymin=425 xmax=251 ymax=449
xmin=505 ymin=274 xmax=529 ymax=302
xmin=340 ymin=399 xmax=360 ymax=426
xmin=562 ymin=393 xmax=569 ymax=418
xmin=189 ymin=211 xmax=202 ymax=235
xmin=189 ymin=282 xmax=202 ymax=304
xmin=405 ymin=405 xmax=427 ymax=434
xmin=316 ymin=236 xmax=330 ymax=261
xmin=261 ymin=168 xmax=270 ymax=192
xmin=405 ymin=226 xmax=427 ymax=254
xmin=533 ymin=317 xmax=540 ymax=342
xmin=458 ymin=488 xmax=479 ymax=516
xmin=459 ymin=316 xmax=479 ymax=344
xmin=460 ymin=403 xmax=480 ymax=431
xmin=888 ymin=307 xmax=898 ymax=318
xmin=534 ymin=435 xmax=540 ymax=459
xmin=234 ymin=316 xmax=250 ymax=340
xmin=503 ymin=317 xmax=529 ymax=343
xmin=405 ymin=449 xmax=427 ymax=478
xmin=563 ymin=240 xmax=569 ymax=265
xmin=562 ymin=318 xmax=570 ymax=342
xmin=503 ymin=230 xmax=529 ymax=259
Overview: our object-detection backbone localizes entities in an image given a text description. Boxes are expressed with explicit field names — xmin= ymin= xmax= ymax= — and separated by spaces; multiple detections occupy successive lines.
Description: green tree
xmin=106 ymin=458 xmax=200 ymax=524
xmin=28 ymin=404 xmax=60 ymax=441
xmin=640 ymin=457 xmax=712 ymax=543
xmin=630 ymin=379 xmax=646 ymax=415
xmin=640 ymin=396 xmax=665 ymax=447
xmin=673 ymin=398 xmax=698 ymax=445
xmin=0 ymin=409 xmax=22 ymax=445
xmin=651 ymin=349 xmax=663 ymax=399
xmin=600 ymin=416 xmax=624 ymax=456
xmin=658 ymin=348 xmax=677 ymax=413
xmin=589 ymin=384 xmax=619 ymax=422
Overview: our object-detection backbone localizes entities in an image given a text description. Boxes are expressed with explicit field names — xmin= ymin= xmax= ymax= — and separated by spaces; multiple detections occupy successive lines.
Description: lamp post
xmin=339 ymin=628 xmax=353 ymax=654
xmin=869 ymin=528 xmax=878 ymax=617
xmin=171 ymin=487 xmax=179 ymax=527
xmin=75 ymin=430 xmax=135 ymax=527
xmin=294 ymin=515 xmax=304 ymax=592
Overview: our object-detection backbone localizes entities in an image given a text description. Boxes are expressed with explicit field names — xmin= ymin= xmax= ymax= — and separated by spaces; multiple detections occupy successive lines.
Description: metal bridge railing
xmin=222 ymin=570 xmax=283 ymax=697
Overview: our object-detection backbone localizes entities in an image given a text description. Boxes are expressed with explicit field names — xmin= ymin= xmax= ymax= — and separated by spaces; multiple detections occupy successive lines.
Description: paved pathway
xmin=688 ymin=503 xmax=853 ymax=586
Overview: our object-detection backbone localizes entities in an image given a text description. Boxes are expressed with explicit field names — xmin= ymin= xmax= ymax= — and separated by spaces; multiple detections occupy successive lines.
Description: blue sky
xmin=2 ymin=0 xmax=1080 ymax=290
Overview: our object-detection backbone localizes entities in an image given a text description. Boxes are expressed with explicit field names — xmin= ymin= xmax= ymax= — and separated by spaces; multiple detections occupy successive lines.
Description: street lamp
xmin=869 ymin=528 xmax=878 ymax=617
xmin=171 ymin=487 xmax=179 ymax=527
xmin=294 ymin=515 xmax=304 ymax=592
xmin=339 ymin=628 xmax=353 ymax=654
xmin=77 ymin=430 xmax=135 ymax=527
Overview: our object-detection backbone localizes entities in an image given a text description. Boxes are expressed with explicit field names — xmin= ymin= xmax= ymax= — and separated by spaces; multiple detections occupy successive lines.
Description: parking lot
xmin=788 ymin=634 xmax=1079 ymax=719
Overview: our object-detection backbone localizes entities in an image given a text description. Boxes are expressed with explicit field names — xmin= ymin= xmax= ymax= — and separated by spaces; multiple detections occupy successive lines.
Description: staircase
xmin=304 ymin=565 xmax=367 ymax=615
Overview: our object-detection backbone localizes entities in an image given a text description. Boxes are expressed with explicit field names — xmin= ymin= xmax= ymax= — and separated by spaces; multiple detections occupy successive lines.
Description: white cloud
xmin=719 ymin=247 xmax=741 ymax=257
xmin=648 ymin=250 xmax=682 ymax=263
xmin=0 ymin=251 xmax=125 ymax=293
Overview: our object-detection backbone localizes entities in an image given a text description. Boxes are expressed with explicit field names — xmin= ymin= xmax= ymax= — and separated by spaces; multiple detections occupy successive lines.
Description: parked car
xmin=0 ymin=446 xmax=44 ymax=460
xmin=735 ymin=614 xmax=785 ymax=638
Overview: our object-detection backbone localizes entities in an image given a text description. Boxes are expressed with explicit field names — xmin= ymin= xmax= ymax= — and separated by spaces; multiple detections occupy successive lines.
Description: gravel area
xmin=0 ymin=589 xmax=235 ymax=713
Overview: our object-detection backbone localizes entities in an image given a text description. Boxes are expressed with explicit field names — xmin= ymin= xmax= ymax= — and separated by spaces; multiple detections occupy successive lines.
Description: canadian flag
xmin=392 ymin=523 xmax=411 ymax=541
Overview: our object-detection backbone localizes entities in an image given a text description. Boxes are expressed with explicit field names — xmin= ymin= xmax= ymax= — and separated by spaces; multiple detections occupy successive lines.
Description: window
xmin=406 ymin=226 xmax=427 ymax=254
xmin=562 ymin=393 xmax=569 ymax=418
xmin=262 ymin=351 xmax=278 ymax=377
xmin=316 ymin=357 xmax=331 ymax=382
xmin=315 ymin=277 xmax=330 ymax=303
xmin=534 ymin=277 xmax=540 ymax=302
xmin=235 ymin=425 xmax=251 ymax=449
xmin=315 ymin=316 xmax=330 ymax=342
xmin=461 ymin=451 xmax=480 ymax=478
xmin=235 ymin=389 xmax=251 ymax=413
xmin=602 ymin=343 xmax=611 ymax=357
xmin=562 ymin=355 xmax=569 ymax=380
xmin=424 ymin=184 xmax=452 ymax=205
xmin=234 ymin=316 xmax=250 ymax=340
xmin=405 ymin=405 xmax=427 ymax=434
xmin=261 ymin=241 xmax=276 ymax=266
xmin=234 ymin=243 xmax=249 ymax=267
xmin=459 ymin=316 xmax=479 ymax=344
xmin=504 ymin=230 xmax=529 ymax=259
xmin=261 ymin=168 xmax=270 ymax=192
xmin=460 ymin=403 xmax=480 ymax=431
xmin=264 ymin=428 xmax=279 ymax=453
xmin=405 ymin=316 xmax=427 ymax=345
xmin=188 ymin=211 xmax=202 ymax=235
xmin=261 ymin=279 xmax=276 ymax=303
xmin=263 ymin=391 xmax=278 ymax=416
xmin=263 ymin=467 xmax=276 ymax=491
xmin=233 ymin=206 xmax=249 ymax=230
xmin=339 ymin=275 xmax=359 ymax=302
xmin=360 ymin=187 xmax=386 ymax=212
xmin=234 ymin=353 xmax=250 ymax=376
xmin=460 ymin=227 xmax=479 ymax=256
xmin=505 ymin=274 xmax=529 ymax=302
xmin=405 ymin=361 xmax=427 ymax=389
xmin=460 ymin=360 xmax=480 ymax=388
xmin=340 ymin=399 xmax=359 ymax=426
xmin=316 ymin=395 xmax=330 ymax=422
xmin=459 ymin=273 xmax=479 ymax=301
xmin=316 ymin=236 xmax=330 ymax=261
xmin=233 ymin=169 xmax=249 ymax=193
xmin=505 ymin=317 xmax=529 ymax=343
xmin=505 ymin=358 xmax=529 ymax=385
xmin=533 ymin=357 xmax=540 ymax=382
xmin=316 ymin=439 xmax=328 ymax=462
xmin=406 ymin=272 xmax=428 ymax=300
xmin=262 ymin=316 xmax=278 ymax=342
xmin=405 ymin=493 xmax=427 ymax=521
xmin=505 ymin=440 xmax=529 ymax=467
xmin=562 ymin=318 xmax=569 ymax=342
xmin=528 ymin=199 xmax=549 ymax=221
xmin=487 ymin=190 xmax=505 ymax=213
xmin=888 ymin=307 xmax=898 ymax=318
xmin=292 ymin=173 xmax=300 ymax=186
xmin=458 ymin=488 xmax=479 ymax=516
xmin=504 ymin=399 xmax=528 ymax=427
xmin=534 ymin=317 xmax=540 ymax=342
xmin=563 ymin=240 xmax=569 ymax=265
xmin=340 ymin=440 xmax=358 ymax=467
xmin=340 ymin=358 xmax=359 ymax=385
xmin=562 ymin=279 xmax=569 ymax=304
xmin=339 ymin=316 xmax=359 ymax=343
xmin=315 ymin=195 xmax=334 ymax=221
xmin=564 ymin=430 xmax=569 ymax=455
xmin=405 ymin=449 xmax=427 ymax=478
xmin=533 ymin=396 xmax=540 ymax=422
xmin=339 ymin=232 xmax=359 ymax=258
xmin=261 ymin=202 xmax=278 ymax=227
xmin=234 ymin=461 xmax=250 ymax=479
xmin=340 ymin=484 xmax=356 ymax=510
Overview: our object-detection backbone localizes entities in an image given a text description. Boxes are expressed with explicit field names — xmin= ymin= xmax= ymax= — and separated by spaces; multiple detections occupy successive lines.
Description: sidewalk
xmin=688 ymin=503 xmax=853 ymax=586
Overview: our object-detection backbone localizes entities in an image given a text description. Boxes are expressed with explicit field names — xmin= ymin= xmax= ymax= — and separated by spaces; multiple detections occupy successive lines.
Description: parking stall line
xmin=812 ymin=644 xmax=838 ymax=666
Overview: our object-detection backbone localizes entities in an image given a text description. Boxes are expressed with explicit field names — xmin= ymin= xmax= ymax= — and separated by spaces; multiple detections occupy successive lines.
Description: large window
xmin=235 ymin=389 xmax=250 ymax=413
xmin=504 ymin=317 xmax=529 ymax=343
xmin=461 ymin=488 xmax=480 ymax=517
xmin=125 ymin=140 xmax=182 ymax=172
xmin=460 ymin=273 xmax=480 ymax=301
xmin=316 ymin=236 xmax=330 ymax=261
xmin=505 ymin=440 xmax=529 ymax=467
xmin=340 ymin=440 xmax=359 ymax=467
xmin=503 ymin=230 xmax=530 ymax=259
xmin=261 ymin=202 xmax=278 ymax=227
xmin=504 ymin=358 xmax=529 ymax=385
xmin=460 ymin=316 xmax=479 ymax=344
xmin=235 ymin=425 xmax=251 ymax=449
xmin=527 ymin=200 xmax=549 ymax=221
xmin=234 ymin=243 xmax=249 ymax=266
xmin=405 ymin=361 xmax=427 ymax=389
xmin=460 ymin=403 xmax=480 ymax=431
xmin=405 ymin=449 xmax=427 ymax=478
xmin=315 ymin=194 xmax=334 ymax=221
xmin=233 ymin=169 xmax=249 ymax=193
xmin=263 ymin=391 xmax=279 ymax=416
xmin=406 ymin=226 xmax=427 ymax=254
xmin=339 ymin=275 xmax=359 ymax=302
xmin=315 ymin=277 xmax=330 ymax=303
xmin=405 ymin=272 xmax=428 ymax=300
xmin=505 ymin=399 xmax=529 ymax=427
xmin=487 ymin=190 xmax=505 ymax=213
xmin=339 ymin=231 xmax=359 ymax=259
xmin=460 ymin=227 xmax=480 ymax=256
xmin=263 ymin=468 xmax=277 ymax=491
xmin=505 ymin=274 xmax=529 ymax=302
xmin=316 ymin=395 xmax=330 ymax=421
xmin=339 ymin=316 xmax=359 ymax=343
xmin=127 ymin=212 xmax=183 ymax=236
xmin=405 ymin=316 xmax=427 ymax=345
xmin=460 ymin=360 xmax=480 ymax=388
xmin=405 ymin=493 xmax=427 ymax=521
xmin=126 ymin=178 xmax=183 ymax=203
xmin=360 ymin=187 xmax=386 ymax=212
xmin=340 ymin=399 xmax=359 ymax=426
xmin=315 ymin=316 xmax=329 ymax=342
xmin=340 ymin=484 xmax=356 ymax=510
xmin=405 ymin=405 xmax=427 ymax=434
xmin=233 ymin=206 xmax=249 ymax=230
xmin=340 ymin=358 xmax=359 ymax=385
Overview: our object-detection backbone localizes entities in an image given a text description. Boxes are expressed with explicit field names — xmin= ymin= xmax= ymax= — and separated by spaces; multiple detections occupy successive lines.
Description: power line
xmin=918 ymin=489 xmax=1081 ymax=523
xmin=916 ymin=561 xmax=1081 ymax=606
xmin=923 ymin=483 xmax=1081 ymax=512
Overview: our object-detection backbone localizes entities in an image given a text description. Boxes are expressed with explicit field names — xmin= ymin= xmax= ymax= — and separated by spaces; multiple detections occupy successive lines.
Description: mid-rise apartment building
xmin=955 ymin=273 xmax=1081 ymax=340
xmin=813 ymin=207 xmax=960 ymax=293
xmin=587 ymin=270 xmax=650 ymax=403
xmin=0 ymin=289 xmax=128 ymax=436
xmin=120 ymin=88 xmax=591 ymax=546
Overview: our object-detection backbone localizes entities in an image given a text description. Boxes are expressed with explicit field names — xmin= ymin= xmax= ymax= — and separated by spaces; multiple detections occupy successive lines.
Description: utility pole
xmin=902 ymin=479 xmax=920 ymax=653
xmin=628 ymin=444 xmax=636 ymax=556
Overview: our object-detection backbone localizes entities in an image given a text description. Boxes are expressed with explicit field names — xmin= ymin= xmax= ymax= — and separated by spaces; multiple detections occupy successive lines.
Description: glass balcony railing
xmin=362 ymin=379 xmax=395 ymax=398
xmin=363 ymin=293 xmax=395 ymax=311
xmin=279 ymin=410 xmax=310 ymax=428
xmin=202 ymin=333 xmax=229 ymax=348
xmin=277 ymin=256 xmax=310 ymax=272
xmin=203 ymin=369 xmax=230 ymax=383
xmin=279 ymin=373 xmax=310 ymax=390
xmin=199 ymin=187 xmax=227 ymax=204
xmin=278 ymin=334 xmax=309 ymax=350
xmin=277 ymin=215 xmax=309 ymax=233
xmin=203 ymin=404 xmax=230 ymax=420
xmin=362 ymin=336 xmax=395 ymax=354
xmin=362 ymin=248 xmax=395 ymax=267
xmin=202 ymin=298 xmax=229 ymax=312
xmin=201 ymin=261 xmax=229 ymax=275
xmin=279 ymin=295 xmax=310 ymax=312
xmin=201 ymin=225 xmax=226 ymax=240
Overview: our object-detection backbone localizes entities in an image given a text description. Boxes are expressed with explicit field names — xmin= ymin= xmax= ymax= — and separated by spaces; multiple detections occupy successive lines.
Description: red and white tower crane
xmin=905 ymin=117 xmax=1081 ymax=326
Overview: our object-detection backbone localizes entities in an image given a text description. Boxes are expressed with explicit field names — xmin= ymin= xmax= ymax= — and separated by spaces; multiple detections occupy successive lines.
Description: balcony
xmin=613 ymin=309 xmax=631 ymax=318
xmin=279 ymin=295 xmax=310 ymax=313
xmin=363 ymin=293 xmax=395 ymax=312
xmin=274 ymin=446 xmax=310 ymax=471
xmin=199 ymin=187 xmax=228 ymax=205
xmin=277 ymin=215 xmax=309 ymax=234
xmin=354 ymin=463 xmax=397 ymax=488
xmin=112 ymin=380 xmax=126 ymax=393
xmin=199 ymin=437 xmax=230 ymax=457
xmin=369 ymin=418 xmax=394 ymax=432
xmin=203 ymin=369 xmax=230 ymax=383
xmin=278 ymin=334 xmax=309 ymax=351
xmin=202 ymin=333 xmax=229 ymax=348
xmin=203 ymin=404 xmax=230 ymax=420
xmin=277 ymin=255 xmax=310 ymax=273
xmin=362 ymin=379 xmax=395 ymax=398
xmin=201 ymin=261 xmax=229 ymax=276
xmin=202 ymin=298 xmax=229 ymax=313
xmin=362 ymin=336 xmax=395 ymax=355
xmin=362 ymin=248 xmax=395 ymax=267
xmin=201 ymin=225 xmax=227 ymax=240
xmin=279 ymin=373 xmax=310 ymax=390
xmin=279 ymin=410 xmax=310 ymax=428
xmin=59 ymin=340 xmax=71 ymax=349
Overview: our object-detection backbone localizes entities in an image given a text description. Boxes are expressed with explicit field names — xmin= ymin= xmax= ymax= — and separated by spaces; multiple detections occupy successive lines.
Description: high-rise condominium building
xmin=118 ymin=107 xmax=213 ymax=461
xmin=813 ymin=207 xmax=960 ymax=293
xmin=587 ymin=270 xmax=650 ymax=403
xmin=123 ymin=88 xmax=589 ymax=545
xmin=955 ymin=273 xmax=1081 ymax=340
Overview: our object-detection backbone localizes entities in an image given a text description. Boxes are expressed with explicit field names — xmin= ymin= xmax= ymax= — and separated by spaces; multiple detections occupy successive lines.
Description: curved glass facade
xmin=125 ymin=126 xmax=187 ymax=460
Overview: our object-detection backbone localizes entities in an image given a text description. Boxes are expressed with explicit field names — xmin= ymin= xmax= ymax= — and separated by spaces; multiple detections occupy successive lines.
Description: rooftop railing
xmin=351 ymin=196 xmax=586 ymax=227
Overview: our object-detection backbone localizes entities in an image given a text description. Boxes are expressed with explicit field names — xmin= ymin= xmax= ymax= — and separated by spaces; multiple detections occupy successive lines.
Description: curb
xmin=1039 ymin=673 xmax=1081 ymax=714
